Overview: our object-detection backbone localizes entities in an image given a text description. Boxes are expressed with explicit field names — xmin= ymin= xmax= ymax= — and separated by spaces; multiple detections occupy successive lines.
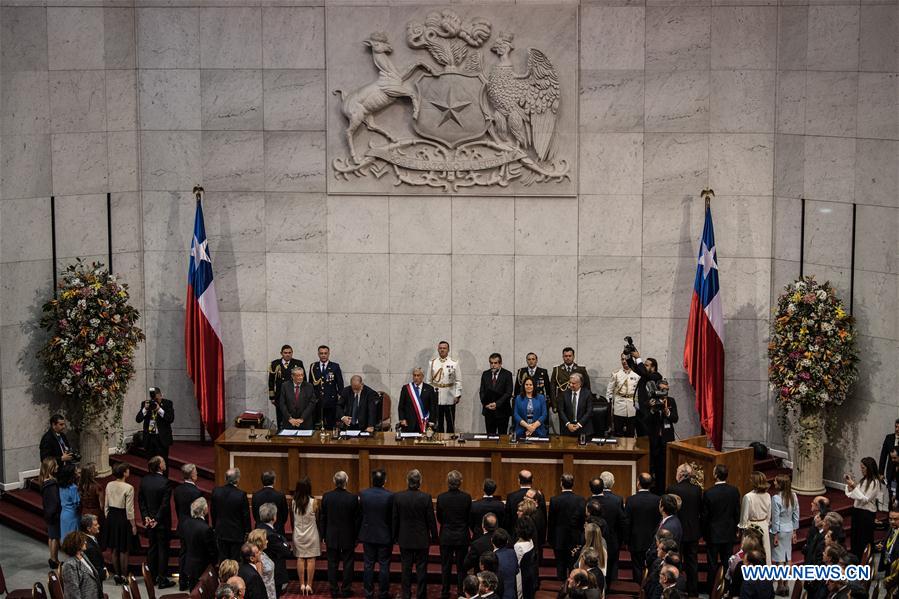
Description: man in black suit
xmin=394 ymin=469 xmax=438 ymax=599
xmin=626 ymin=351 xmax=663 ymax=439
xmin=666 ymin=464 xmax=701 ymax=598
xmin=740 ymin=551 xmax=774 ymax=599
xmin=549 ymin=347 xmax=592 ymax=435
xmin=548 ymin=473 xmax=586 ymax=580
xmin=174 ymin=463 xmax=204 ymax=590
xmin=39 ymin=414 xmax=76 ymax=465
xmin=470 ymin=478 xmax=505 ymax=535
xmin=278 ymin=367 xmax=317 ymax=429
xmin=880 ymin=419 xmax=899 ymax=501
xmin=626 ymin=473 xmax=661 ymax=586
xmin=181 ymin=497 xmax=217 ymax=590
xmin=80 ymin=514 xmax=106 ymax=582
xmin=514 ymin=352 xmax=550 ymax=399
xmin=212 ymin=468 xmax=251 ymax=562
xmin=269 ymin=344 xmax=305 ymax=430
xmin=589 ymin=476 xmax=627 ymax=584
xmin=559 ymin=373 xmax=594 ymax=437
xmin=701 ymin=464 xmax=740 ymax=586
xmin=505 ymin=470 xmax=546 ymax=536
xmin=136 ymin=387 xmax=175 ymax=466
xmin=878 ymin=507 xmax=899 ymax=574
xmin=252 ymin=470 xmax=289 ymax=533
xmin=310 ymin=345 xmax=345 ymax=429
xmin=477 ymin=571 xmax=500 ymax=599
xmin=658 ymin=494 xmax=683 ymax=546
xmin=337 ymin=375 xmax=379 ymax=432
xmin=398 ymin=368 xmax=438 ymax=433
xmin=256 ymin=502 xmax=293 ymax=597
xmin=320 ymin=471 xmax=361 ymax=598
xmin=437 ymin=470 xmax=472 ymax=599
xmin=465 ymin=513 xmax=499 ymax=574
xmin=139 ymin=456 xmax=175 ymax=588
xmin=479 ymin=353 xmax=514 ymax=436
xmin=360 ymin=469 xmax=394 ymax=599
xmin=238 ymin=542 xmax=269 ymax=599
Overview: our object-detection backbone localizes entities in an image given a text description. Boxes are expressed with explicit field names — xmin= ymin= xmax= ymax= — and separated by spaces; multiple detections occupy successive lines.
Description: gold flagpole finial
xmin=193 ymin=185 xmax=204 ymax=202
xmin=701 ymin=188 xmax=715 ymax=208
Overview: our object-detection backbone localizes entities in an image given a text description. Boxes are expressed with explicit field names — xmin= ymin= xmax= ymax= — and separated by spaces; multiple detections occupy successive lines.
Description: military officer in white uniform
xmin=607 ymin=353 xmax=641 ymax=437
xmin=427 ymin=340 xmax=462 ymax=433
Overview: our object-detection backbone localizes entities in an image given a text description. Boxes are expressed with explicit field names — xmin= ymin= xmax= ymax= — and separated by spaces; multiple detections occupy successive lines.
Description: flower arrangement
xmin=768 ymin=276 xmax=858 ymax=457
xmin=38 ymin=260 xmax=145 ymax=434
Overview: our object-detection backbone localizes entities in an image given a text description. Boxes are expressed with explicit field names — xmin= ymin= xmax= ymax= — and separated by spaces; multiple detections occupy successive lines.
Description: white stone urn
xmin=78 ymin=424 xmax=111 ymax=477
xmin=791 ymin=410 xmax=825 ymax=495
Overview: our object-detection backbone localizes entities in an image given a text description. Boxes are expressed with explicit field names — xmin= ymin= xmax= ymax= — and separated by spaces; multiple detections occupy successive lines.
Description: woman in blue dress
xmin=58 ymin=465 xmax=81 ymax=539
xmin=513 ymin=377 xmax=548 ymax=438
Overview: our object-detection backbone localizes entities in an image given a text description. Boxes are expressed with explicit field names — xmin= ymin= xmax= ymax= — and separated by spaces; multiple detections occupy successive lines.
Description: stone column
xmin=792 ymin=412 xmax=825 ymax=495
xmin=79 ymin=428 xmax=111 ymax=477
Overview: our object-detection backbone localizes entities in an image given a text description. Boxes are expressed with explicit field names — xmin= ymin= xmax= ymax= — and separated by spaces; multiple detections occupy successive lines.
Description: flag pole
xmin=193 ymin=184 xmax=206 ymax=444
xmin=701 ymin=188 xmax=715 ymax=209
xmin=193 ymin=184 xmax=204 ymax=203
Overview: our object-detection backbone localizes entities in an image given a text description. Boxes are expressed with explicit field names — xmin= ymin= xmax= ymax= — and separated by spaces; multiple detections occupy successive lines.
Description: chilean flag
xmin=683 ymin=203 xmax=725 ymax=450
xmin=185 ymin=199 xmax=225 ymax=439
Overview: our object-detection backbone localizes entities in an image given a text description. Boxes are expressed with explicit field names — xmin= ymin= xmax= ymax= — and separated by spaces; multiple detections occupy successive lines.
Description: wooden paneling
xmin=231 ymin=454 xmax=289 ymax=494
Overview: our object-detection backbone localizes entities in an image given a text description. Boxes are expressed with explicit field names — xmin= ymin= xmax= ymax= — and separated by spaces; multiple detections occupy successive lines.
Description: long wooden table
xmin=215 ymin=428 xmax=650 ymax=498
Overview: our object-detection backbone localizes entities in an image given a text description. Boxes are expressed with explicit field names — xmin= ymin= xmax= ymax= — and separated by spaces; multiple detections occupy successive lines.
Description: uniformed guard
xmin=309 ymin=345 xmax=344 ymax=429
xmin=549 ymin=347 xmax=591 ymax=435
xmin=606 ymin=353 xmax=640 ymax=437
xmin=514 ymin=352 xmax=550 ymax=399
xmin=268 ymin=345 xmax=305 ymax=430
xmin=427 ymin=340 xmax=462 ymax=433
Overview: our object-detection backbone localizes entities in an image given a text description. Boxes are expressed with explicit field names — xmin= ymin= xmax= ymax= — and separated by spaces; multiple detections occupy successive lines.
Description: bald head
xmin=226 ymin=577 xmax=246 ymax=596
xmin=518 ymin=470 xmax=533 ymax=486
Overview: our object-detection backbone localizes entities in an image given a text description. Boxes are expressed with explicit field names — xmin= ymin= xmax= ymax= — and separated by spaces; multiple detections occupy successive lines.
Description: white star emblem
xmin=191 ymin=236 xmax=211 ymax=264
xmin=698 ymin=242 xmax=718 ymax=279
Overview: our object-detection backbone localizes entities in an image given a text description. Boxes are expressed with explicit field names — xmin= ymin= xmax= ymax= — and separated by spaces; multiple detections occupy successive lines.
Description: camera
xmin=648 ymin=378 xmax=669 ymax=413
xmin=622 ymin=336 xmax=637 ymax=356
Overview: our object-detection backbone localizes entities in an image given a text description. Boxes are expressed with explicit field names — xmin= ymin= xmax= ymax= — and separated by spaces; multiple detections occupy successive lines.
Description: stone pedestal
xmin=79 ymin=428 xmax=111 ymax=477
xmin=792 ymin=413 xmax=826 ymax=495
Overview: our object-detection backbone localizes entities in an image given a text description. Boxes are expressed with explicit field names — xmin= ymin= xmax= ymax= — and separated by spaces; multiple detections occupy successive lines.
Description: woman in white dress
xmin=292 ymin=476 xmax=321 ymax=595
xmin=248 ymin=529 xmax=277 ymax=599
xmin=739 ymin=471 xmax=772 ymax=565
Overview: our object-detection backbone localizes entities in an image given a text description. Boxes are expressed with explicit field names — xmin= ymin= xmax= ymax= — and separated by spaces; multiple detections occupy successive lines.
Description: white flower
xmin=78 ymin=299 xmax=87 ymax=309
xmin=816 ymin=289 xmax=827 ymax=300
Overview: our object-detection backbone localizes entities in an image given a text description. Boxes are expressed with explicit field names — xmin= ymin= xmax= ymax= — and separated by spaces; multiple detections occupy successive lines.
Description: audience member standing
xmin=360 ymin=469 xmax=394 ymax=599
xmin=60 ymin=531 xmax=103 ymax=599
xmin=739 ymin=472 xmax=772 ymax=565
xmin=253 ymin=470 xmax=289 ymax=533
xmin=492 ymin=529 xmax=518 ymax=599
xmin=39 ymin=414 xmax=76 ymax=465
xmin=549 ymin=474 xmax=586 ymax=580
xmin=105 ymin=462 xmax=137 ymax=584
xmin=292 ymin=476 xmax=320 ymax=595
xmin=769 ymin=475 xmax=799 ymax=596
xmin=174 ymin=463 xmax=204 ymax=590
xmin=658 ymin=495 xmax=683 ymax=546
xmin=78 ymin=464 xmax=105 ymax=539
xmin=701 ymin=465 xmax=741 ymax=586
xmin=667 ymin=464 xmax=702 ymax=598
xmin=181 ymin=497 xmax=217 ymax=590
xmin=626 ymin=473 xmax=661 ymax=585
xmin=321 ymin=471 xmax=361 ymax=599
xmin=248 ymin=529 xmax=278 ymax=599
xmin=466 ymin=513 xmax=500 ymax=574
xmin=878 ymin=507 xmax=899 ymax=580
xmin=514 ymin=517 xmax=538 ymax=599
xmin=394 ymin=469 xmax=438 ymax=599
xmin=437 ymin=470 xmax=472 ymax=599
xmin=590 ymin=476 xmax=627 ymax=584
xmin=256 ymin=502 xmax=293 ymax=597
xmin=845 ymin=456 xmax=884 ymax=556
xmin=880 ymin=420 xmax=899 ymax=498
xmin=79 ymin=515 xmax=106 ymax=582
xmin=40 ymin=458 xmax=61 ymax=568
xmin=58 ymin=465 xmax=81 ymax=539
xmin=212 ymin=468 xmax=252 ymax=562
xmin=238 ymin=542 xmax=269 ymax=599
xmin=737 ymin=551 xmax=773 ymax=599
xmin=139 ymin=456 xmax=175 ymax=588
xmin=136 ymin=387 xmax=175 ymax=465
xmin=506 ymin=471 xmax=545 ymax=538
xmin=471 ymin=478 xmax=505 ymax=534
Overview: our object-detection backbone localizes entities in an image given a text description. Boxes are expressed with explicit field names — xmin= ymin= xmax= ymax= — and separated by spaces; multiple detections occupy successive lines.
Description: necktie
xmin=529 ymin=369 xmax=534 ymax=377
xmin=57 ymin=435 xmax=66 ymax=453
xmin=573 ymin=391 xmax=578 ymax=415
xmin=567 ymin=365 xmax=572 ymax=373
xmin=889 ymin=529 xmax=899 ymax=552
xmin=294 ymin=384 xmax=300 ymax=408
xmin=492 ymin=371 xmax=497 ymax=386
xmin=353 ymin=394 xmax=360 ymax=424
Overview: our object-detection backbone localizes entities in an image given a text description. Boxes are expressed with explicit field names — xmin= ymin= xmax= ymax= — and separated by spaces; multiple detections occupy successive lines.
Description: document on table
xmin=399 ymin=432 xmax=421 ymax=439
xmin=473 ymin=434 xmax=500 ymax=440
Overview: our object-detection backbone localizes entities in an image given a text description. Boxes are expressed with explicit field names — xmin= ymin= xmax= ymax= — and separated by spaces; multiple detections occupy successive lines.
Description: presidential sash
xmin=407 ymin=383 xmax=428 ymax=433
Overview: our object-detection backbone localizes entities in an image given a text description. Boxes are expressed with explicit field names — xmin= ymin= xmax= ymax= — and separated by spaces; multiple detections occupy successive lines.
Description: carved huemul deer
xmin=333 ymin=32 xmax=434 ymax=164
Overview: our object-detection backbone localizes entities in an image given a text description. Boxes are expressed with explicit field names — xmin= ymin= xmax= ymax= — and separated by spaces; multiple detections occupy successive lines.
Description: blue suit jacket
xmin=496 ymin=547 xmax=519 ymax=599
xmin=660 ymin=514 xmax=683 ymax=546
xmin=359 ymin=486 xmax=394 ymax=545
xmin=513 ymin=394 xmax=548 ymax=437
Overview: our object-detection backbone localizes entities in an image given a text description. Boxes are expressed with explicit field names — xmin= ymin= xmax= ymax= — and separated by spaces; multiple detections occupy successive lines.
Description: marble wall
xmin=0 ymin=0 xmax=896 ymax=485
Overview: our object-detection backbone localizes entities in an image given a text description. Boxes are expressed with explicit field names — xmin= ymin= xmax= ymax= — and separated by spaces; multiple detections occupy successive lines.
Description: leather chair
xmin=0 ymin=563 xmax=31 ymax=599
xmin=378 ymin=392 xmax=391 ymax=431
xmin=591 ymin=394 xmax=612 ymax=436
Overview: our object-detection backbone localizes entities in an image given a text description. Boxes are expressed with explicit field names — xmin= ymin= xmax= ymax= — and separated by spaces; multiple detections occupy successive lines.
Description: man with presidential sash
xmin=309 ymin=345 xmax=344 ymax=429
xmin=268 ymin=345 xmax=304 ymax=430
xmin=428 ymin=341 xmax=462 ymax=433
xmin=398 ymin=368 xmax=438 ymax=433
xmin=549 ymin=347 xmax=591 ymax=435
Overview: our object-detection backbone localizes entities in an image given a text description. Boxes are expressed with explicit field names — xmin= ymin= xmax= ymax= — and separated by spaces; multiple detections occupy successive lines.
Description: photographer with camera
xmin=136 ymin=387 xmax=175 ymax=466
xmin=40 ymin=414 xmax=80 ymax=465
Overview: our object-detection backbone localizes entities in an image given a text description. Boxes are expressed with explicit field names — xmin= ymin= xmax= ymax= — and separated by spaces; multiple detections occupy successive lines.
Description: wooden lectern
xmin=665 ymin=435 xmax=755 ymax=496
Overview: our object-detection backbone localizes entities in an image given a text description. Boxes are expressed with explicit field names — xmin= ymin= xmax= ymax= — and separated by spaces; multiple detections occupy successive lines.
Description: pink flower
xmin=799 ymin=371 xmax=811 ymax=381
xmin=780 ymin=387 xmax=791 ymax=397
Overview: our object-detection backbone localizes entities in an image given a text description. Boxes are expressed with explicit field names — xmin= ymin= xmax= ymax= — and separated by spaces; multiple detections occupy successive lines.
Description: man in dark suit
xmin=589 ymin=476 xmax=627 ymax=584
xmin=278 ymin=367 xmax=317 ymax=429
xmin=479 ymin=353 xmax=514 ymax=436
xmin=394 ymin=469 xmax=438 ymax=599
xmin=136 ymin=387 xmax=175 ymax=466
xmin=880 ymin=419 xmax=899 ymax=501
xmin=39 ymin=414 xmax=76 ymax=465
xmin=548 ymin=473 xmax=586 ymax=580
xmin=657 ymin=494 xmax=683 ymax=546
xmin=238 ymin=542 xmax=269 ymax=599
xmin=211 ymin=468 xmax=251 ymax=562
xmin=269 ymin=344 xmax=305 ymax=430
xmin=337 ymin=375 xmax=379 ymax=432
xmin=139 ymin=456 xmax=175 ymax=588
xmin=80 ymin=514 xmax=106 ymax=582
xmin=878 ymin=507 xmax=899 ymax=574
xmin=256 ymin=501 xmax=293 ymax=597
xmin=360 ymin=469 xmax=394 ymax=599
xmin=465 ymin=513 xmax=499 ymax=574
xmin=470 ymin=478 xmax=505 ymax=535
xmin=505 ymin=470 xmax=546 ymax=536
xmin=174 ymin=463 xmax=204 ymax=590
xmin=667 ymin=464 xmax=701 ymax=598
xmin=492 ymin=529 xmax=518 ymax=599
xmin=514 ymin=352 xmax=550 ymax=399
xmin=626 ymin=352 xmax=662 ymax=437
xmin=626 ymin=473 xmax=661 ymax=585
xmin=398 ymin=368 xmax=438 ymax=433
xmin=702 ymin=465 xmax=741 ymax=586
xmin=740 ymin=551 xmax=775 ymax=599
xmin=321 ymin=471 xmax=361 ymax=598
xmin=181 ymin=497 xmax=217 ymax=590
xmin=437 ymin=470 xmax=472 ymax=599
xmin=549 ymin=348 xmax=592 ymax=435
xmin=252 ymin=470 xmax=289 ymax=533
xmin=310 ymin=345 xmax=344 ymax=429
xmin=559 ymin=373 xmax=594 ymax=437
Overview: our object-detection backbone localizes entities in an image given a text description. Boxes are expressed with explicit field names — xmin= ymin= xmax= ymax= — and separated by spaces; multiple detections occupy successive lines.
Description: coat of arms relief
xmin=329 ymin=9 xmax=574 ymax=194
